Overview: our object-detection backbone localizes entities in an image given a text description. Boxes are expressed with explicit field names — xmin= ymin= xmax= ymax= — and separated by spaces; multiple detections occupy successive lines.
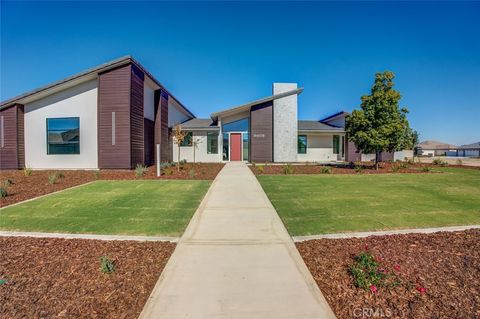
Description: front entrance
xmin=230 ymin=133 xmax=242 ymax=161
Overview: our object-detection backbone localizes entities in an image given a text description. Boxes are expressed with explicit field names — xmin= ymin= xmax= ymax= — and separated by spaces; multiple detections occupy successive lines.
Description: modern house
xmin=1 ymin=56 xmax=396 ymax=170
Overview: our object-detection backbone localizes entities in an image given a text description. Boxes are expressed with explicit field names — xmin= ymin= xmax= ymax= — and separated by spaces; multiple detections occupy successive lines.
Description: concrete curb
xmin=292 ymin=225 xmax=480 ymax=242
xmin=0 ymin=231 xmax=179 ymax=242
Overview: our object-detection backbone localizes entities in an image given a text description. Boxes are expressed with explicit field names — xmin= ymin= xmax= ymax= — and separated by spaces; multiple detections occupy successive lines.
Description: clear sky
xmin=1 ymin=1 xmax=479 ymax=145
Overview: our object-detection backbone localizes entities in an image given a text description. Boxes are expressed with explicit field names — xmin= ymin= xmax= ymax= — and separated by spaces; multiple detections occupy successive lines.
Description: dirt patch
xmin=296 ymin=230 xmax=480 ymax=318
xmin=0 ymin=237 xmax=175 ymax=319
xmin=250 ymin=162 xmax=479 ymax=175
xmin=0 ymin=163 xmax=224 ymax=207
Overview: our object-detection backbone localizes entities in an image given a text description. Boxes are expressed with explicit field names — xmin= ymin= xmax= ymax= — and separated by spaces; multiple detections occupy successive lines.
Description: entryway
xmin=229 ymin=133 xmax=242 ymax=161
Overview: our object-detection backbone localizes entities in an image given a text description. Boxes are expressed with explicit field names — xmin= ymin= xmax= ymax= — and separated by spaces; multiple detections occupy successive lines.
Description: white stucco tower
xmin=273 ymin=82 xmax=298 ymax=162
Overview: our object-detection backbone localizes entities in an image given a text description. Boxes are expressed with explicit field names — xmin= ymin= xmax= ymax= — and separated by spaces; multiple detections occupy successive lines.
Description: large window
xmin=207 ymin=132 xmax=218 ymax=154
xmin=222 ymin=133 xmax=229 ymax=160
xmin=333 ymin=135 xmax=340 ymax=154
xmin=46 ymin=117 xmax=80 ymax=155
xmin=298 ymin=135 xmax=307 ymax=154
xmin=180 ymin=132 xmax=193 ymax=146
xmin=243 ymin=133 xmax=249 ymax=161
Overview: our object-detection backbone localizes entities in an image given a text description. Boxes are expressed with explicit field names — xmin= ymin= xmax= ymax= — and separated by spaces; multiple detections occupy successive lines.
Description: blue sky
xmin=1 ymin=1 xmax=479 ymax=145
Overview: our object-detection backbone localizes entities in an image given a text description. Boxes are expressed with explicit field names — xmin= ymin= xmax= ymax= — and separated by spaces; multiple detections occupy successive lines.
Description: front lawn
xmin=258 ymin=168 xmax=480 ymax=235
xmin=0 ymin=180 xmax=210 ymax=236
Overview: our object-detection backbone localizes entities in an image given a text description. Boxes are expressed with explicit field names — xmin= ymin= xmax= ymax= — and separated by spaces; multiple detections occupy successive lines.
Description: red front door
xmin=230 ymin=133 xmax=242 ymax=161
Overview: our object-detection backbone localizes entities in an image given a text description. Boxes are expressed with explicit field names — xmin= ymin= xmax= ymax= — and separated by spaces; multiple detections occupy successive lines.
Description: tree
xmin=172 ymin=124 xmax=188 ymax=172
xmin=192 ymin=137 xmax=201 ymax=163
xmin=346 ymin=71 xmax=417 ymax=170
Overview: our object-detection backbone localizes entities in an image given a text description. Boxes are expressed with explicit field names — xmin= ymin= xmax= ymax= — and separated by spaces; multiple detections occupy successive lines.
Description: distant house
xmin=458 ymin=142 xmax=480 ymax=157
xmin=416 ymin=140 xmax=458 ymax=157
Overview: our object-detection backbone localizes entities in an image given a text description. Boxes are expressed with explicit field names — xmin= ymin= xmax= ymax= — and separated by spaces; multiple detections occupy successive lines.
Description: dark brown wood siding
xmin=154 ymin=90 xmax=170 ymax=163
xmin=130 ymin=64 xmax=144 ymax=167
xmin=17 ymin=105 xmax=25 ymax=168
xmin=345 ymin=140 xmax=361 ymax=162
xmin=250 ymin=101 xmax=273 ymax=162
xmin=144 ymin=118 xmax=155 ymax=165
xmin=0 ymin=105 xmax=20 ymax=169
xmin=98 ymin=64 xmax=132 ymax=169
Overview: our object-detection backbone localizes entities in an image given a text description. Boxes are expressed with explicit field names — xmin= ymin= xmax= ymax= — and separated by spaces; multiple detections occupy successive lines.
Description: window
xmin=207 ymin=132 xmax=218 ymax=154
xmin=298 ymin=135 xmax=307 ymax=154
xmin=222 ymin=117 xmax=249 ymax=133
xmin=243 ymin=133 xmax=249 ymax=161
xmin=341 ymin=136 xmax=345 ymax=157
xmin=46 ymin=117 xmax=80 ymax=155
xmin=222 ymin=133 xmax=229 ymax=160
xmin=333 ymin=135 xmax=340 ymax=154
xmin=180 ymin=132 xmax=193 ymax=146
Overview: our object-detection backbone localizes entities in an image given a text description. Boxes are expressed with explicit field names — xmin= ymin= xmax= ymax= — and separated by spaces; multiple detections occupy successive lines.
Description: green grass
xmin=0 ymin=180 xmax=211 ymax=236
xmin=258 ymin=168 xmax=480 ymax=236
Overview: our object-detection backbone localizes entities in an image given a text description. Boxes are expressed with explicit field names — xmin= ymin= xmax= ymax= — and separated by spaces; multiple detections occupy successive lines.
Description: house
xmin=416 ymin=140 xmax=458 ymax=157
xmin=1 ymin=56 xmax=401 ymax=170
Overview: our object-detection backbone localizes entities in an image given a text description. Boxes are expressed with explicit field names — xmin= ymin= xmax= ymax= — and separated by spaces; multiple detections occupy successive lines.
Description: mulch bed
xmin=0 ymin=163 xmax=224 ymax=207
xmin=296 ymin=230 xmax=480 ymax=319
xmin=0 ymin=237 xmax=175 ymax=319
xmin=250 ymin=162 xmax=479 ymax=175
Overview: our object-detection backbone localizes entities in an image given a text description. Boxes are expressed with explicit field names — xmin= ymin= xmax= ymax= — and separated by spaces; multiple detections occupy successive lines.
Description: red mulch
xmin=0 ymin=237 xmax=175 ymax=319
xmin=0 ymin=163 xmax=224 ymax=207
xmin=250 ymin=162 xmax=478 ymax=175
xmin=296 ymin=230 xmax=480 ymax=319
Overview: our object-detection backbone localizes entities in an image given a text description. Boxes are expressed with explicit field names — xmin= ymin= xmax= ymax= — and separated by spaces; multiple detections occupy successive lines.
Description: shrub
xmin=0 ymin=187 xmax=7 ymax=198
xmin=283 ymin=164 xmax=294 ymax=175
xmin=422 ymin=166 xmax=432 ymax=172
xmin=407 ymin=158 xmax=415 ymax=165
xmin=349 ymin=251 xmax=400 ymax=292
xmin=48 ymin=173 xmax=59 ymax=185
xmin=99 ymin=256 xmax=115 ymax=274
xmin=189 ymin=169 xmax=196 ymax=178
xmin=354 ymin=165 xmax=363 ymax=174
xmin=135 ymin=164 xmax=148 ymax=177
xmin=179 ymin=159 xmax=187 ymax=165
xmin=398 ymin=162 xmax=408 ymax=169
xmin=456 ymin=159 xmax=463 ymax=166
xmin=163 ymin=168 xmax=173 ymax=176
xmin=257 ymin=165 xmax=265 ymax=174
xmin=391 ymin=164 xmax=400 ymax=172
xmin=320 ymin=166 xmax=332 ymax=174
xmin=93 ymin=170 xmax=100 ymax=179
xmin=2 ymin=179 xmax=14 ymax=188
xmin=23 ymin=167 xmax=32 ymax=177
xmin=432 ymin=158 xmax=448 ymax=166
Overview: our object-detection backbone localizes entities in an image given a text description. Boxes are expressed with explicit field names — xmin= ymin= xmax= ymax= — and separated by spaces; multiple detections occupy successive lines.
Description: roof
xmin=0 ymin=56 xmax=195 ymax=118
xmin=320 ymin=111 xmax=349 ymax=123
xmin=298 ymin=120 xmax=345 ymax=132
xmin=459 ymin=141 xmax=480 ymax=149
xmin=180 ymin=118 xmax=219 ymax=130
xmin=210 ymin=88 xmax=304 ymax=121
xmin=417 ymin=140 xmax=458 ymax=149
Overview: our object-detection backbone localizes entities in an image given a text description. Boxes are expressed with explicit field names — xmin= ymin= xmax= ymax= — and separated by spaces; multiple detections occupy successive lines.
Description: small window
xmin=207 ymin=132 xmax=218 ymax=154
xmin=180 ymin=132 xmax=193 ymax=146
xmin=298 ymin=135 xmax=307 ymax=154
xmin=333 ymin=135 xmax=340 ymax=154
xmin=46 ymin=117 xmax=80 ymax=155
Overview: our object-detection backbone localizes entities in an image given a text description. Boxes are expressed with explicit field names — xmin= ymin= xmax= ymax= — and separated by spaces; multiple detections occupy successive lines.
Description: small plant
xmin=320 ymin=166 xmax=332 ymax=174
xmin=257 ymin=165 xmax=265 ymax=174
xmin=179 ymin=159 xmax=187 ymax=166
xmin=93 ymin=170 xmax=100 ymax=179
xmin=391 ymin=164 xmax=400 ymax=172
xmin=407 ymin=158 xmax=415 ymax=165
xmin=354 ymin=165 xmax=363 ymax=174
xmin=163 ymin=168 xmax=173 ymax=176
xmin=189 ymin=169 xmax=196 ymax=178
xmin=23 ymin=167 xmax=32 ymax=176
xmin=99 ymin=256 xmax=115 ymax=274
xmin=48 ymin=173 xmax=59 ymax=185
xmin=0 ymin=187 xmax=7 ymax=198
xmin=432 ymin=158 xmax=448 ymax=166
xmin=283 ymin=164 xmax=294 ymax=175
xmin=135 ymin=164 xmax=148 ymax=177
xmin=456 ymin=159 xmax=463 ymax=166
xmin=0 ymin=278 xmax=7 ymax=285
xmin=2 ymin=179 xmax=14 ymax=188
xmin=349 ymin=251 xmax=400 ymax=292
xmin=422 ymin=166 xmax=432 ymax=172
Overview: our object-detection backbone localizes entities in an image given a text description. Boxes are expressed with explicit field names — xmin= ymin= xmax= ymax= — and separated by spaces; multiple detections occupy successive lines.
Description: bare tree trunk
xmin=375 ymin=151 xmax=380 ymax=170
xmin=177 ymin=145 xmax=181 ymax=172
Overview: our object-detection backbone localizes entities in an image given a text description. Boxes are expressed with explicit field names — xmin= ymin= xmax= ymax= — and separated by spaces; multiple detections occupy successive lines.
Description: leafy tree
xmin=172 ymin=124 xmax=188 ymax=172
xmin=346 ymin=71 xmax=417 ymax=169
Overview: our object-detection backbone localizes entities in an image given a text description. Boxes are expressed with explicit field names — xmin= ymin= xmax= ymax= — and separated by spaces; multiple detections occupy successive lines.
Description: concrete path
xmin=139 ymin=162 xmax=336 ymax=319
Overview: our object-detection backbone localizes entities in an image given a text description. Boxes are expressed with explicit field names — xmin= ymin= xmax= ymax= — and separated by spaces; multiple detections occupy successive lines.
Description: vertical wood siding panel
xmin=98 ymin=64 xmax=132 ymax=168
xmin=250 ymin=101 xmax=273 ymax=162
xmin=346 ymin=140 xmax=361 ymax=162
xmin=160 ymin=91 xmax=170 ymax=162
xmin=17 ymin=105 xmax=25 ymax=168
xmin=0 ymin=105 xmax=19 ymax=169
xmin=130 ymin=64 xmax=145 ymax=167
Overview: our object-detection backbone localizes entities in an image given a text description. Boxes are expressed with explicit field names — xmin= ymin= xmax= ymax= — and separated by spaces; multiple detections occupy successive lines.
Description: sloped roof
xmin=459 ymin=141 xmax=480 ymax=149
xmin=320 ymin=111 xmax=349 ymax=123
xmin=298 ymin=120 xmax=344 ymax=132
xmin=418 ymin=140 xmax=458 ymax=149
xmin=181 ymin=118 xmax=219 ymax=129
xmin=210 ymin=88 xmax=304 ymax=121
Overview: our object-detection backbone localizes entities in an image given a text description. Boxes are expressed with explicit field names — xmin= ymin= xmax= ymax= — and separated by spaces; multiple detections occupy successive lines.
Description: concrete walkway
xmin=139 ymin=162 xmax=336 ymax=319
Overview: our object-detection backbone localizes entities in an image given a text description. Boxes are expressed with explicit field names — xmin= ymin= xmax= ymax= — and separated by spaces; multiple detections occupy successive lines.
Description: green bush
xmin=349 ymin=251 xmax=400 ymax=291
xmin=283 ymin=164 xmax=294 ymax=175
xmin=48 ymin=173 xmax=59 ymax=185
xmin=93 ymin=170 xmax=100 ymax=179
xmin=422 ymin=166 xmax=432 ymax=172
xmin=2 ymin=179 xmax=14 ymax=188
xmin=135 ymin=164 xmax=148 ymax=177
xmin=179 ymin=159 xmax=187 ymax=165
xmin=257 ymin=165 xmax=265 ymax=174
xmin=432 ymin=158 xmax=448 ymax=166
xmin=320 ymin=166 xmax=332 ymax=174
xmin=0 ymin=187 xmax=7 ymax=198
xmin=99 ymin=256 xmax=115 ymax=274
xmin=163 ymin=168 xmax=173 ymax=176
xmin=354 ymin=165 xmax=363 ymax=174
xmin=23 ymin=167 xmax=32 ymax=177
xmin=391 ymin=164 xmax=400 ymax=172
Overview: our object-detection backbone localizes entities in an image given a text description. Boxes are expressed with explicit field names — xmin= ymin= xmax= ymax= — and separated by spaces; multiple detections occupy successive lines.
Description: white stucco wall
xmin=297 ymin=134 xmax=339 ymax=162
xmin=144 ymin=82 xmax=155 ymax=121
xmin=172 ymin=131 xmax=222 ymax=162
xmin=24 ymin=80 xmax=98 ymax=169
xmin=394 ymin=150 xmax=414 ymax=161
xmin=273 ymin=83 xmax=298 ymax=162
xmin=168 ymin=98 xmax=191 ymax=127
